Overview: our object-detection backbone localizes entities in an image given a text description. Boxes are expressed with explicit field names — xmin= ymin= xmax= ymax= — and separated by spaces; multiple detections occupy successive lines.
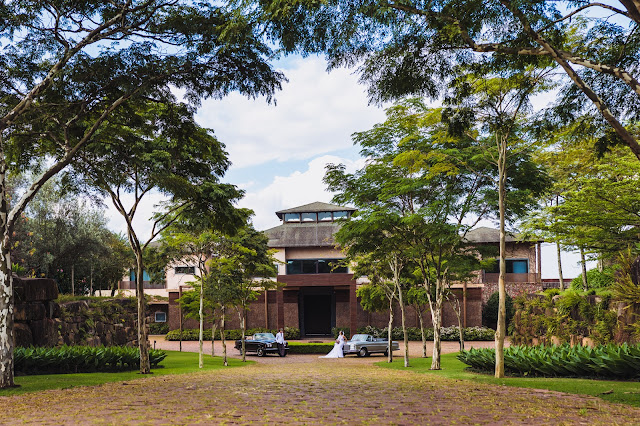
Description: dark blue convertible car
xmin=234 ymin=332 xmax=288 ymax=357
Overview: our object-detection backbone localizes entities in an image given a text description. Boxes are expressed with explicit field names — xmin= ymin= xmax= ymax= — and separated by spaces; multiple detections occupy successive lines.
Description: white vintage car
xmin=343 ymin=334 xmax=400 ymax=357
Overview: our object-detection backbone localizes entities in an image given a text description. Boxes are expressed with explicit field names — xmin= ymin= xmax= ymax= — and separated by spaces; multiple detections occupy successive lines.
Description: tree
xmin=443 ymin=69 xmax=552 ymax=377
xmin=0 ymin=0 xmax=285 ymax=388
xmin=326 ymin=99 xmax=499 ymax=369
xmin=264 ymin=0 xmax=640 ymax=160
xmin=76 ymin=100 xmax=245 ymax=374
xmin=405 ymin=285 xmax=430 ymax=358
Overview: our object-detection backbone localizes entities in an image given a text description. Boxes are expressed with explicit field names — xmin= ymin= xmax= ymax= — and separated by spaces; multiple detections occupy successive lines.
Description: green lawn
xmin=378 ymin=353 xmax=640 ymax=407
xmin=0 ymin=351 xmax=251 ymax=396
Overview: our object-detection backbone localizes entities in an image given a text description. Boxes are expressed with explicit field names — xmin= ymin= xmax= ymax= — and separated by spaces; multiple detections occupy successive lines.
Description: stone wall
xmin=482 ymin=282 xmax=543 ymax=304
xmin=13 ymin=276 xmax=141 ymax=347
xmin=56 ymin=298 xmax=140 ymax=347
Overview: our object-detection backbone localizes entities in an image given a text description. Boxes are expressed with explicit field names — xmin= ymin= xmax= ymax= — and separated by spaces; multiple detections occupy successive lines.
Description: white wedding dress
xmin=320 ymin=335 xmax=346 ymax=358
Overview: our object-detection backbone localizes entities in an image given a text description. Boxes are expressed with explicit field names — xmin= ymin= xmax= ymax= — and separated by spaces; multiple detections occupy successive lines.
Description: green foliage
xmin=356 ymin=325 xmax=494 ymax=341
xmin=482 ymin=292 xmax=515 ymax=330
xmin=13 ymin=346 xmax=166 ymax=375
xmin=166 ymin=327 xmax=301 ymax=341
xmin=511 ymin=292 xmax=617 ymax=345
xmin=458 ymin=344 xmax=640 ymax=379
xmin=149 ymin=323 xmax=169 ymax=335
xmin=571 ymin=268 xmax=615 ymax=290
xmin=287 ymin=343 xmax=334 ymax=354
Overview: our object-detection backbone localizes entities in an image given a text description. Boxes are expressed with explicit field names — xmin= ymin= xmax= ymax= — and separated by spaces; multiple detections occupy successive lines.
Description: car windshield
xmin=254 ymin=333 xmax=275 ymax=340
xmin=350 ymin=334 xmax=368 ymax=342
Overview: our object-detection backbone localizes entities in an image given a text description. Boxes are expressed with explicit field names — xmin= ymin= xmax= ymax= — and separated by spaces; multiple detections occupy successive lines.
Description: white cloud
xmin=240 ymin=155 xmax=365 ymax=231
xmin=196 ymin=56 xmax=386 ymax=169
xmin=104 ymin=191 xmax=169 ymax=243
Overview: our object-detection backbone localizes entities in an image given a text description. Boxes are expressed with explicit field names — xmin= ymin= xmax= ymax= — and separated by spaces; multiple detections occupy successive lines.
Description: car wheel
xmin=256 ymin=347 xmax=265 ymax=357
xmin=358 ymin=347 xmax=368 ymax=357
xmin=384 ymin=349 xmax=389 ymax=357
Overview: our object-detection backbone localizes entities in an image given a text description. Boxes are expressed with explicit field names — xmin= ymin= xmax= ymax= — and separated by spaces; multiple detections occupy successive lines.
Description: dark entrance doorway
xmin=299 ymin=288 xmax=335 ymax=337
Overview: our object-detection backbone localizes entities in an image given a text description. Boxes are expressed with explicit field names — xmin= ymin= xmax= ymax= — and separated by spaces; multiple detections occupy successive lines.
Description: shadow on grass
xmin=376 ymin=352 xmax=640 ymax=408
xmin=1 ymin=351 xmax=252 ymax=396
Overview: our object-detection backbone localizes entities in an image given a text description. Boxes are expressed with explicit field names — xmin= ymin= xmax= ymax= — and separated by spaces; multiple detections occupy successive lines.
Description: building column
xmin=277 ymin=288 xmax=284 ymax=329
xmin=350 ymin=281 xmax=357 ymax=336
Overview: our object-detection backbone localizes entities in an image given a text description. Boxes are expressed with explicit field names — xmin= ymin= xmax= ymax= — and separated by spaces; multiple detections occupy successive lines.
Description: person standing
xmin=275 ymin=328 xmax=287 ymax=357
xmin=319 ymin=330 xmax=347 ymax=358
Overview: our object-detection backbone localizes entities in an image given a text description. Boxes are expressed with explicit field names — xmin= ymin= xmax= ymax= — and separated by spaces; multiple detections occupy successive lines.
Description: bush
xmin=165 ymin=327 xmax=301 ymax=341
xmin=457 ymin=343 xmax=640 ymax=379
xmin=331 ymin=327 xmax=350 ymax=339
xmin=14 ymin=346 xmax=167 ymax=375
xmin=149 ymin=322 xmax=169 ymax=335
xmin=287 ymin=342 xmax=334 ymax=354
xmin=355 ymin=325 xmax=494 ymax=341
xmin=570 ymin=267 xmax=615 ymax=290
xmin=482 ymin=291 xmax=515 ymax=330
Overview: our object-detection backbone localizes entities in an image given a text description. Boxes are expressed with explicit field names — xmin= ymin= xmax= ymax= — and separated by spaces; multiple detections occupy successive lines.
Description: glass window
xmin=302 ymin=259 xmax=317 ymax=274
xmin=175 ymin=266 xmax=195 ymax=275
xmin=317 ymin=259 xmax=330 ymax=273
xmin=284 ymin=213 xmax=300 ymax=222
xmin=301 ymin=212 xmax=316 ymax=222
xmin=318 ymin=212 xmax=332 ymax=221
xmin=507 ymin=259 xmax=528 ymax=273
xmin=333 ymin=211 xmax=348 ymax=220
xmin=286 ymin=260 xmax=302 ymax=275
xmin=155 ymin=312 xmax=167 ymax=323
xmin=129 ymin=270 xmax=151 ymax=281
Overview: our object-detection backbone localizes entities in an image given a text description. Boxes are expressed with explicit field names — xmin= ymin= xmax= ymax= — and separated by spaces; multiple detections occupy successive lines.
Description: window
xmin=155 ymin=312 xmax=167 ymax=323
xmin=318 ymin=212 xmax=332 ymax=221
xmin=301 ymin=212 xmax=316 ymax=222
xmin=284 ymin=213 xmax=300 ymax=222
xmin=129 ymin=269 xmax=150 ymax=281
xmin=175 ymin=266 xmax=195 ymax=275
xmin=285 ymin=259 xmax=348 ymax=274
xmin=333 ymin=211 xmax=348 ymax=220
xmin=485 ymin=259 xmax=528 ymax=274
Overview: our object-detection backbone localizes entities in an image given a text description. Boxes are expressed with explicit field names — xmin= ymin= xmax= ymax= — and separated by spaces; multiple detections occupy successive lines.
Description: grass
xmin=377 ymin=352 xmax=640 ymax=407
xmin=0 ymin=350 xmax=251 ymax=396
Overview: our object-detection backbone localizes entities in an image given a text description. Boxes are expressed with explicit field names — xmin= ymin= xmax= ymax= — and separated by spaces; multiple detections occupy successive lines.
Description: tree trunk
xmin=0 ymin=159 xmax=15 ymax=387
xmin=495 ymin=134 xmax=507 ymax=379
xmin=397 ymin=286 xmax=409 ymax=368
xmin=387 ymin=298 xmax=394 ymax=363
xmin=71 ymin=264 xmax=75 ymax=296
xmin=580 ymin=247 xmax=588 ymax=291
xmin=239 ymin=309 xmax=247 ymax=362
xmin=220 ymin=306 xmax=228 ymax=366
xmin=430 ymin=286 xmax=443 ymax=370
xmin=211 ymin=319 xmax=217 ymax=357
xmin=135 ymin=252 xmax=150 ymax=374
xmin=198 ymin=280 xmax=204 ymax=369
xmin=556 ymin=242 xmax=564 ymax=290
xmin=418 ymin=309 xmax=427 ymax=358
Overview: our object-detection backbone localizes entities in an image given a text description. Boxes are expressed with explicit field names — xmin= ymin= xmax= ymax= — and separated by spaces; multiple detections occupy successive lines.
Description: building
xmin=145 ymin=203 xmax=543 ymax=334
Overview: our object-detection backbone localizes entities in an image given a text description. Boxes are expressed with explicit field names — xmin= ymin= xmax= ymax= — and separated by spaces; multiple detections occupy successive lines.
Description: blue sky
xmin=103 ymin=53 xmax=591 ymax=279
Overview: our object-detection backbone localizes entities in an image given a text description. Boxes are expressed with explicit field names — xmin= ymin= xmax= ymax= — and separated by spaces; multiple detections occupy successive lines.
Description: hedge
xmin=14 ymin=346 xmax=167 ymax=375
xmin=287 ymin=342 xmax=334 ymax=354
xmin=457 ymin=343 xmax=640 ymax=379
xmin=166 ymin=327 xmax=301 ymax=341
xmin=355 ymin=325 xmax=495 ymax=341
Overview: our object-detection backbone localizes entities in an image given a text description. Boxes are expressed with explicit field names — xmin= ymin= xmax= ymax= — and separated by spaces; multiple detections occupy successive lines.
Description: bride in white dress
xmin=320 ymin=331 xmax=347 ymax=358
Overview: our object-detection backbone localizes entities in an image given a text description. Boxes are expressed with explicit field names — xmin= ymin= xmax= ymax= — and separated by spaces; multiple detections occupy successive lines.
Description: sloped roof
xmin=264 ymin=222 xmax=341 ymax=248
xmin=275 ymin=201 xmax=355 ymax=219
xmin=464 ymin=226 xmax=540 ymax=243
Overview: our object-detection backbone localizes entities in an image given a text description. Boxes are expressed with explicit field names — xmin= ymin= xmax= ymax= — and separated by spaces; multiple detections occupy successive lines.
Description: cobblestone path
xmin=1 ymin=355 xmax=640 ymax=425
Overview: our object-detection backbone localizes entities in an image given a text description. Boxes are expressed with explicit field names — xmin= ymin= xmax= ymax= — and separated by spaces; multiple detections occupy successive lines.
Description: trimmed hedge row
xmin=355 ymin=325 xmax=495 ymax=341
xmin=14 ymin=346 xmax=167 ymax=375
xmin=166 ymin=327 xmax=301 ymax=341
xmin=457 ymin=343 xmax=640 ymax=379
xmin=287 ymin=342 xmax=334 ymax=354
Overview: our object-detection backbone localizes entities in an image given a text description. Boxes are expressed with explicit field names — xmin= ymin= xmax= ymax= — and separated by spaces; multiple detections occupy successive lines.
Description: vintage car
xmin=234 ymin=332 xmax=288 ymax=357
xmin=343 ymin=334 xmax=400 ymax=357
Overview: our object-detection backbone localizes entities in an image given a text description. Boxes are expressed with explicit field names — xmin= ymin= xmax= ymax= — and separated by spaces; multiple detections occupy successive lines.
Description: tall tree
xmin=0 ymin=0 xmax=285 ymax=387
xmin=76 ymin=101 xmax=244 ymax=374
xmin=326 ymin=99 xmax=501 ymax=369
xmin=263 ymin=0 xmax=640 ymax=160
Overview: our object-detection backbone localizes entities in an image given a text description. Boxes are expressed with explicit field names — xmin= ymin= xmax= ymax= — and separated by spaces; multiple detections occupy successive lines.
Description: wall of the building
xmin=167 ymin=286 xmax=483 ymax=333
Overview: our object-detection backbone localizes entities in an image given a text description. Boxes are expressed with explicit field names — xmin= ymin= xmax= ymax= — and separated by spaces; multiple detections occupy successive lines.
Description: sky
xmin=103 ymin=54 xmax=591 ymax=280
